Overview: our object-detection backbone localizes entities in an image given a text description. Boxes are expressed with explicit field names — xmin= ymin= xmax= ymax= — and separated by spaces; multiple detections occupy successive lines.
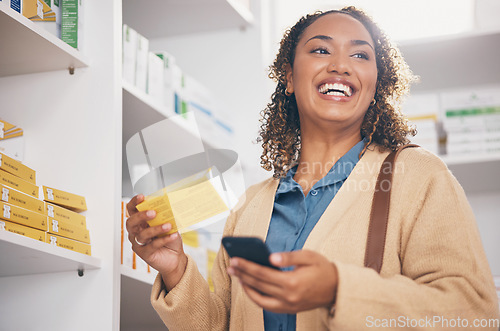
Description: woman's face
xmin=286 ymin=13 xmax=378 ymax=135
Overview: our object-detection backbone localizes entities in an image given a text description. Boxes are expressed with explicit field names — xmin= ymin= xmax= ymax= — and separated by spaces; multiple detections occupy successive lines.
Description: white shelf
xmin=0 ymin=2 xmax=88 ymax=77
xmin=399 ymin=31 xmax=500 ymax=92
xmin=120 ymin=265 xmax=157 ymax=285
xmin=0 ymin=230 xmax=100 ymax=277
xmin=440 ymin=153 xmax=500 ymax=166
xmin=397 ymin=28 xmax=500 ymax=47
xmin=439 ymin=153 xmax=500 ymax=194
xmin=123 ymin=0 xmax=253 ymax=38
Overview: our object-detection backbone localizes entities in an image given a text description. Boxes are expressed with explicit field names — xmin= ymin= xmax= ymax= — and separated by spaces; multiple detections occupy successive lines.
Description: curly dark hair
xmin=258 ymin=6 xmax=417 ymax=178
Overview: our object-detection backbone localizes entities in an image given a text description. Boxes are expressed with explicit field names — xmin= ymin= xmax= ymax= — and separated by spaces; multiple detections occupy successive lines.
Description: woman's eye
xmin=353 ymin=52 xmax=369 ymax=60
xmin=312 ymin=47 xmax=329 ymax=55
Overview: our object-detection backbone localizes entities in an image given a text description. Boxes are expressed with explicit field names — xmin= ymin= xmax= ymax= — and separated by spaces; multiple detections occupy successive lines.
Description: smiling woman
xmin=126 ymin=6 xmax=499 ymax=331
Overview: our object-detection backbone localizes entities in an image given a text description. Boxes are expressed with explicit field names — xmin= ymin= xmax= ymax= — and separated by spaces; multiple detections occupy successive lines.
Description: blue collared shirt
xmin=263 ymin=140 xmax=365 ymax=331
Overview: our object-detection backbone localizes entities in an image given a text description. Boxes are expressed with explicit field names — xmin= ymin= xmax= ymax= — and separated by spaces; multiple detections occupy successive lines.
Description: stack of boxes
xmin=403 ymin=93 xmax=440 ymax=155
xmin=0 ymin=155 xmax=46 ymax=242
xmin=4 ymin=0 xmax=84 ymax=50
xmin=122 ymin=24 xmax=186 ymax=117
xmin=0 ymin=149 xmax=90 ymax=256
xmin=441 ymin=86 xmax=500 ymax=157
xmin=42 ymin=185 xmax=89 ymax=255
xmin=403 ymin=86 xmax=500 ymax=158
xmin=121 ymin=24 xmax=234 ymax=144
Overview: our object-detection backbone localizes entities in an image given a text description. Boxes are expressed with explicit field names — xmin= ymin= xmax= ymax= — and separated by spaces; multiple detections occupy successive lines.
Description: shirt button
xmin=310 ymin=190 xmax=318 ymax=196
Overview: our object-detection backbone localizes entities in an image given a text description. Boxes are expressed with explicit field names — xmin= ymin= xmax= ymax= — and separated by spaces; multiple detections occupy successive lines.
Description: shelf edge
xmin=120 ymin=265 xmax=157 ymax=285
xmin=0 ymin=230 xmax=101 ymax=277
xmin=0 ymin=2 xmax=89 ymax=69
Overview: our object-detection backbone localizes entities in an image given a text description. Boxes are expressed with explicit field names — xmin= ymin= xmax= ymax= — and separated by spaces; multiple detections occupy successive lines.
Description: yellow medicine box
xmin=0 ymin=219 xmax=46 ymax=242
xmin=0 ymin=183 xmax=44 ymax=214
xmin=136 ymin=168 xmax=228 ymax=235
xmin=42 ymin=186 xmax=87 ymax=212
xmin=0 ymin=201 xmax=48 ymax=231
xmin=47 ymin=218 xmax=90 ymax=244
xmin=47 ymin=234 xmax=91 ymax=256
xmin=44 ymin=202 xmax=86 ymax=228
xmin=0 ymin=169 xmax=38 ymax=198
xmin=0 ymin=152 xmax=36 ymax=184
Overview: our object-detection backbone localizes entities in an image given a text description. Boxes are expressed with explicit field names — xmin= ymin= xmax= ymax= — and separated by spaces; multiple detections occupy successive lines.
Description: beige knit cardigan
xmin=151 ymin=146 xmax=499 ymax=330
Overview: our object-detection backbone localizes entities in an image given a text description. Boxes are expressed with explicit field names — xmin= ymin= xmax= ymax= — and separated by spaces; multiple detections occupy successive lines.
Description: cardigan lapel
xmin=248 ymin=179 xmax=280 ymax=241
xmin=237 ymin=179 xmax=278 ymax=331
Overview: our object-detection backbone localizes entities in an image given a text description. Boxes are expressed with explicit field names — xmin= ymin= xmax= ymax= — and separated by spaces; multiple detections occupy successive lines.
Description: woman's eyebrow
xmin=305 ymin=35 xmax=374 ymax=51
xmin=352 ymin=39 xmax=374 ymax=51
xmin=305 ymin=35 xmax=332 ymax=44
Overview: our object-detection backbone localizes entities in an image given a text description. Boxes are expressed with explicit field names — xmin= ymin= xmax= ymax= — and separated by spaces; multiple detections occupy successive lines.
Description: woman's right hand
xmin=126 ymin=194 xmax=188 ymax=291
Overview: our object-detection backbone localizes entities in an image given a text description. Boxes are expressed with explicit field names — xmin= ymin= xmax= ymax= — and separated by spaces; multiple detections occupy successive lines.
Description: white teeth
xmin=318 ymin=83 xmax=352 ymax=97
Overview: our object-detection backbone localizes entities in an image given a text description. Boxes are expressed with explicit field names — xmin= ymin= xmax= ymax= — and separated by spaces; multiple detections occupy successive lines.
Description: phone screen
xmin=222 ymin=236 xmax=279 ymax=269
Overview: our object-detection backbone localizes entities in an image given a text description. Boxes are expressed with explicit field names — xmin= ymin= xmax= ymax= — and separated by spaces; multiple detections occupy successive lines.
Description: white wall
xmin=467 ymin=191 xmax=500 ymax=275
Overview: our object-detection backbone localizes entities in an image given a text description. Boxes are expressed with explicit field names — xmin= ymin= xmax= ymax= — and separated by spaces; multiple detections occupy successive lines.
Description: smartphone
xmin=222 ymin=236 xmax=279 ymax=270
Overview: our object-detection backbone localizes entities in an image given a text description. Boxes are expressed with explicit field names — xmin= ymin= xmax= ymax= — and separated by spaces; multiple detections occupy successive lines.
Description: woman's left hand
xmin=227 ymin=250 xmax=338 ymax=314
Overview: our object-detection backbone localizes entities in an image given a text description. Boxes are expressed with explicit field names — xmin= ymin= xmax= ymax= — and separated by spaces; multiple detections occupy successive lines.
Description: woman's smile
xmin=316 ymin=77 xmax=355 ymax=101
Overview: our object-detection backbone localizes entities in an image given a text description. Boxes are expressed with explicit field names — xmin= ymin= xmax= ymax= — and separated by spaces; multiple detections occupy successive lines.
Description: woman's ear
xmin=285 ymin=64 xmax=294 ymax=94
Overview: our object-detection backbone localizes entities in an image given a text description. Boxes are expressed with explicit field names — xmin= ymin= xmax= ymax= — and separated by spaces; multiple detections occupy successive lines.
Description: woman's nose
xmin=328 ymin=55 xmax=350 ymax=75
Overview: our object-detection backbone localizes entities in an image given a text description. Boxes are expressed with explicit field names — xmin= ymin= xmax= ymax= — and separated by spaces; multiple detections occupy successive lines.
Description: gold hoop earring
xmin=285 ymin=88 xmax=292 ymax=96
xmin=370 ymin=99 xmax=377 ymax=106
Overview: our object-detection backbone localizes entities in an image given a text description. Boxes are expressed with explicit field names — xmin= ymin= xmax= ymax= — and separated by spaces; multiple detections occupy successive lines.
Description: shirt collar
xmin=276 ymin=139 xmax=366 ymax=196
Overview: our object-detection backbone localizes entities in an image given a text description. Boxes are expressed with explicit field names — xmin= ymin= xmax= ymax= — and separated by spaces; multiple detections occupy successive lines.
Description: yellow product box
xmin=136 ymin=168 xmax=228 ymax=235
xmin=0 ymin=119 xmax=16 ymax=136
xmin=0 ymin=201 xmax=48 ymax=231
xmin=23 ymin=0 xmax=55 ymax=20
xmin=0 ymin=219 xmax=46 ymax=242
xmin=48 ymin=217 xmax=90 ymax=244
xmin=42 ymin=185 xmax=87 ymax=212
xmin=0 ymin=183 xmax=44 ymax=214
xmin=47 ymin=234 xmax=91 ymax=256
xmin=0 ymin=169 xmax=38 ymax=198
xmin=44 ymin=202 xmax=86 ymax=228
xmin=0 ymin=119 xmax=23 ymax=140
xmin=0 ymin=152 xmax=36 ymax=184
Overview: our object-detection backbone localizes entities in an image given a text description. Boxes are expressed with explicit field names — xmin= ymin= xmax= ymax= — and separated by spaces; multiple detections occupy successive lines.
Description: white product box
xmin=61 ymin=0 xmax=84 ymax=50
xmin=155 ymin=51 xmax=176 ymax=113
xmin=147 ymin=52 xmax=164 ymax=105
xmin=135 ymin=33 xmax=149 ymax=93
xmin=403 ymin=93 xmax=440 ymax=119
xmin=122 ymin=24 xmax=137 ymax=86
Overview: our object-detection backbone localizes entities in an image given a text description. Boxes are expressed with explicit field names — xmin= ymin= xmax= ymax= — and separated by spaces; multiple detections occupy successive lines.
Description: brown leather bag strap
xmin=364 ymin=144 xmax=419 ymax=273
